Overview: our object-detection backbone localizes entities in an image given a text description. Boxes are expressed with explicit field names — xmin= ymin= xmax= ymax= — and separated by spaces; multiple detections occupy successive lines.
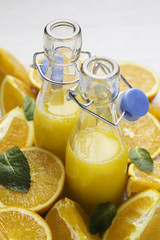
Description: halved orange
xmin=0 ymin=75 xmax=36 ymax=115
xmin=102 ymin=189 xmax=160 ymax=240
xmin=119 ymin=62 xmax=160 ymax=101
xmin=0 ymin=207 xmax=52 ymax=239
xmin=0 ymin=107 xmax=34 ymax=154
xmin=0 ymin=48 xmax=31 ymax=86
xmin=0 ymin=147 xmax=65 ymax=215
xmin=149 ymin=102 xmax=160 ymax=121
xmin=120 ymin=113 xmax=160 ymax=160
xmin=45 ymin=197 xmax=100 ymax=240
xmin=127 ymin=162 xmax=160 ymax=198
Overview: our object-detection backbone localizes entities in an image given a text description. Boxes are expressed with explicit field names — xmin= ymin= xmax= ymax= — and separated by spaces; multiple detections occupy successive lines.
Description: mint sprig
xmin=0 ymin=146 xmax=31 ymax=193
xmin=23 ymin=95 xmax=35 ymax=121
xmin=89 ymin=201 xmax=117 ymax=234
xmin=129 ymin=147 xmax=153 ymax=173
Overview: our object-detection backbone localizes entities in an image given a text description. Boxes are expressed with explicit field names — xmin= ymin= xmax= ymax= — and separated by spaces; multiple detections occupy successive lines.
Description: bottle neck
xmin=79 ymin=56 xmax=120 ymax=106
xmin=44 ymin=20 xmax=82 ymax=65
xmin=43 ymin=57 xmax=80 ymax=87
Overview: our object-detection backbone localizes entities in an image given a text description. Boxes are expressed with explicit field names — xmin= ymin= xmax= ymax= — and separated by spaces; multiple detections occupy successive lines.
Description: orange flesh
xmin=0 ymin=210 xmax=48 ymax=239
xmin=45 ymin=198 xmax=100 ymax=240
xmin=120 ymin=64 xmax=157 ymax=94
xmin=3 ymin=78 xmax=36 ymax=114
xmin=0 ymin=149 xmax=64 ymax=213
xmin=120 ymin=113 xmax=160 ymax=159
xmin=127 ymin=162 xmax=160 ymax=197
xmin=104 ymin=196 xmax=156 ymax=239
xmin=140 ymin=203 xmax=160 ymax=240
xmin=0 ymin=117 xmax=29 ymax=154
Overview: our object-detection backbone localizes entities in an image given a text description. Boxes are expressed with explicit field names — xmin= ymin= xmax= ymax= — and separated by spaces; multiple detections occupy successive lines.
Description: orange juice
xmin=66 ymin=127 xmax=128 ymax=213
xmin=34 ymin=89 xmax=80 ymax=162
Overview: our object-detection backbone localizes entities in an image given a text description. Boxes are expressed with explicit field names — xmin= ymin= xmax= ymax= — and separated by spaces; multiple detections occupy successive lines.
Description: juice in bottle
xmin=33 ymin=20 xmax=82 ymax=162
xmin=66 ymin=56 xmax=149 ymax=213
xmin=66 ymin=127 xmax=127 ymax=213
xmin=34 ymin=87 xmax=80 ymax=161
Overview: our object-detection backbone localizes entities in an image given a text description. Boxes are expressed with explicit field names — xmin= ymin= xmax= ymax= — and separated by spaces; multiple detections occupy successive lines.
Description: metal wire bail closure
xmin=67 ymin=56 xmax=134 ymax=127
xmin=31 ymin=50 xmax=91 ymax=85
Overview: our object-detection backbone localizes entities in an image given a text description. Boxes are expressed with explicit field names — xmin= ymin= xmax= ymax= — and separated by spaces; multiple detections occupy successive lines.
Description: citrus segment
xmin=102 ymin=189 xmax=160 ymax=240
xmin=0 ymin=207 xmax=52 ymax=239
xmin=120 ymin=113 xmax=160 ymax=159
xmin=119 ymin=62 xmax=160 ymax=101
xmin=45 ymin=197 xmax=100 ymax=240
xmin=0 ymin=147 xmax=65 ymax=215
xmin=0 ymin=107 xmax=34 ymax=154
xmin=127 ymin=162 xmax=160 ymax=198
xmin=149 ymin=102 xmax=160 ymax=121
xmin=0 ymin=75 xmax=36 ymax=115
xmin=139 ymin=202 xmax=160 ymax=240
xmin=0 ymin=48 xmax=31 ymax=86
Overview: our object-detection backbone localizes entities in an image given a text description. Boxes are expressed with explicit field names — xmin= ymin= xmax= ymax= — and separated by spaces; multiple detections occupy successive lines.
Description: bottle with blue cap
xmin=33 ymin=20 xmax=83 ymax=163
xmin=65 ymin=56 xmax=149 ymax=213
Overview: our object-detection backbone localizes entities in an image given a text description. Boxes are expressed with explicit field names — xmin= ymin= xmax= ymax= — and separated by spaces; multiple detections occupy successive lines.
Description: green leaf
xmin=23 ymin=95 xmax=35 ymax=121
xmin=129 ymin=147 xmax=153 ymax=173
xmin=89 ymin=202 xmax=117 ymax=234
xmin=0 ymin=146 xmax=31 ymax=193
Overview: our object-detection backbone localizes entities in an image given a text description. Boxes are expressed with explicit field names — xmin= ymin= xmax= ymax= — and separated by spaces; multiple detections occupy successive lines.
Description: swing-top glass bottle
xmin=34 ymin=20 xmax=82 ymax=162
xmin=65 ymin=56 xmax=149 ymax=213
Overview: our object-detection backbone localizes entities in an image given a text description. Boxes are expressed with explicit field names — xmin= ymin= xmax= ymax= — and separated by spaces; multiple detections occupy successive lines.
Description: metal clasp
xmin=67 ymin=73 xmax=132 ymax=127
xmin=31 ymin=50 xmax=91 ymax=85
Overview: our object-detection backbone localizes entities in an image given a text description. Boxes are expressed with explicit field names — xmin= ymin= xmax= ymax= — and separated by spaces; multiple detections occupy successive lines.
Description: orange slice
xmin=120 ymin=113 xmax=160 ymax=159
xmin=0 ymin=69 xmax=5 ymax=84
xmin=0 ymin=107 xmax=34 ymax=154
xmin=45 ymin=197 xmax=100 ymax=240
xmin=0 ymin=75 xmax=36 ymax=116
xmin=29 ymin=66 xmax=42 ymax=91
xmin=149 ymin=102 xmax=160 ymax=121
xmin=119 ymin=62 xmax=160 ymax=101
xmin=29 ymin=57 xmax=44 ymax=91
xmin=0 ymin=207 xmax=52 ymax=239
xmin=102 ymin=189 xmax=160 ymax=240
xmin=127 ymin=162 xmax=160 ymax=198
xmin=0 ymin=48 xmax=31 ymax=86
xmin=0 ymin=147 xmax=65 ymax=215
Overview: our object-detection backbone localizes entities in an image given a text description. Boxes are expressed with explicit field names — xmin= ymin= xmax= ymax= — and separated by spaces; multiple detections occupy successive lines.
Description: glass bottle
xmin=33 ymin=20 xmax=82 ymax=163
xmin=65 ymin=56 xmax=149 ymax=214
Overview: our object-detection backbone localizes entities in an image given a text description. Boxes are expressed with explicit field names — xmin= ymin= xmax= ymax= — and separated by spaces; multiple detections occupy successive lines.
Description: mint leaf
xmin=89 ymin=202 xmax=117 ymax=234
xmin=0 ymin=146 xmax=31 ymax=193
xmin=129 ymin=147 xmax=153 ymax=173
xmin=23 ymin=95 xmax=35 ymax=121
